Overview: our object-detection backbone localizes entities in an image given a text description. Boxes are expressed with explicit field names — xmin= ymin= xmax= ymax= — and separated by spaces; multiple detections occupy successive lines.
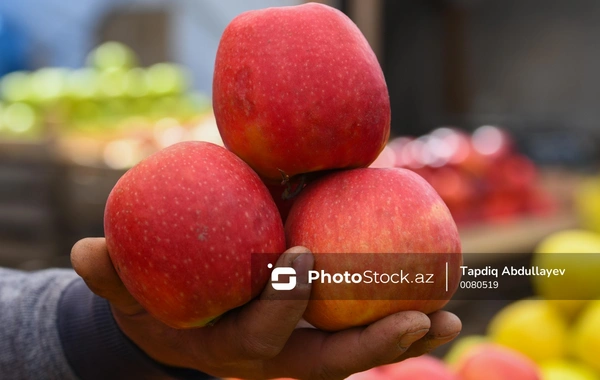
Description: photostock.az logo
xmin=268 ymin=263 xmax=297 ymax=290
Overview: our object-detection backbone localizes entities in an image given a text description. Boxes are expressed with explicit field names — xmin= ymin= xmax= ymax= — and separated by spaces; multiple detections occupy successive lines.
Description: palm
xmin=72 ymin=238 xmax=461 ymax=380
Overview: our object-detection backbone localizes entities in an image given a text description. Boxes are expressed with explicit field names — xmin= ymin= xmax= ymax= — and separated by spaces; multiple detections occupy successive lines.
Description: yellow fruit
xmin=444 ymin=335 xmax=488 ymax=367
xmin=571 ymin=301 xmax=600 ymax=373
xmin=574 ymin=177 xmax=600 ymax=234
xmin=540 ymin=360 xmax=599 ymax=380
xmin=532 ymin=229 xmax=600 ymax=319
xmin=488 ymin=299 xmax=568 ymax=363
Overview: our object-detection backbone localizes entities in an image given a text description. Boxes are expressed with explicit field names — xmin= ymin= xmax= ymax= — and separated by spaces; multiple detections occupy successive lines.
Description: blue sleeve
xmin=57 ymin=277 xmax=218 ymax=380
xmin=0 ymin=268 xmax=80 ymax=379
xmin=0 ymin=267 xmax=217 ymax=379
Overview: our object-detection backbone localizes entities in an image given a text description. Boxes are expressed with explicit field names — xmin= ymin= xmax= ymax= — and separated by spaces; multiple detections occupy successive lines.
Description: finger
xmin=269 ymin=310 xmax=431 ymax=379
xmin=213 ymin=246 xmax=314 ymax=361
xmin=71 ymin=238 xmax=143 ymax=315
xmin=393 ymin=310 xmax=462 ymax=361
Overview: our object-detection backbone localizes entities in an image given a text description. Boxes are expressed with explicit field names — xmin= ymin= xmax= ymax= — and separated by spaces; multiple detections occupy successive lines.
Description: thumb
xmin=221 ymin=246 xmax=315 ymax=360
xmin=71 ymin=237 xmax=144 ymax=315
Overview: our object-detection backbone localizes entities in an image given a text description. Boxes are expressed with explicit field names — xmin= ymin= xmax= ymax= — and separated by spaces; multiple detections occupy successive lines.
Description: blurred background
xmin=2 ymin=0 xmax=600 ymax=375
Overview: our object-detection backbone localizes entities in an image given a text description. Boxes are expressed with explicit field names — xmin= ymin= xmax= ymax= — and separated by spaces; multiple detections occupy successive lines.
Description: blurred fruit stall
xmin=2 ymin=40 xmax=600 ymax=379
xmin=364 ymin=126 xmax=600 ymax=378
xmin=0 ymin=42 xmax=220 ymax=268
xmin=0 ymin=43 xmax=592 ymax=273
xmin=370 ymin=126 xmax=584 ymax=254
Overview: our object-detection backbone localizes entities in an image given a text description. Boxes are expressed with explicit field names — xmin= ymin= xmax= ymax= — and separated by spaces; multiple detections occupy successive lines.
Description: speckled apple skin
xmin=104 ymin=141 xmax=285 ymax=328
xmin=213 ymin=3 xmax=390 ymax=182
xmin=285 ymin=168 xmax=462 ymax=331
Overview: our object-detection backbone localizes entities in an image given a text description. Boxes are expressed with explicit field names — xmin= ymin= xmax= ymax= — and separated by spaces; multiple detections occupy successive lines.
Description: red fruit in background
xmin=484 ymin=154 xmax=538 ymax=193
xmin=430 ymin=127 xmax=489 ymax=176
xmin=410 ymin=165 xmax=435 ymax=183
xmin=394 ymin=137 xmax=428 ymax=170
xmin=369 ymin=145 xmax=397 ymax=168
xmin=428 ymin=166 xmax=476 ymax=209
xmin=387 ymin=136 xmax=414 ymax=168
xmin=481 ymin=191 xmax=522 ymax=223
xmin=426 ymin=166 xmax=480 ymax=225
xmin=456 ymin=343 xmax=542 ymax=380
xmin=213 ymin=3 xmax=390 ymax=182
xmin=285 ymin=168 xmax=462 ymax=331
xmin=471 ymin=125 xmax=514 ymax=160
xmin=104 ymin=142 xmax=286 ymax=328
xmin=524 ymin=187 xmax=557 ymax=217
xmin=379 ymin=355 xmax=459 ymax=379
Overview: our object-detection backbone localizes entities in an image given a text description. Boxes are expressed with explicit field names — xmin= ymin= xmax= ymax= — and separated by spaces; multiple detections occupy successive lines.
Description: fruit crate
xmin=54 ymin=161 xmax=126 ymax=255
xmin=0 ymin=141 xmax=61 ymax=269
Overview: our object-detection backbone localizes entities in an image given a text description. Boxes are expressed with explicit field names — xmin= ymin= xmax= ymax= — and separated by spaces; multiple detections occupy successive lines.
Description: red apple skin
xmin=456 ymin=344 xmax=542 ymax=380
xmin=285 ymin=168 xmax=462 ymax=331
xmin=104 ymin=141 xmax=286 ymax=329
xmin=213 ymin=3 xmax=390 ymax=182
xmin=379 ymin=355 xmax=459 ymax=379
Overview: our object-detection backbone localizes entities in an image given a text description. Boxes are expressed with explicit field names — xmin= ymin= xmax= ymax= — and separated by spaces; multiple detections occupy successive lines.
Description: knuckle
xmin=238 ymin=333 xmax=282 ymax=359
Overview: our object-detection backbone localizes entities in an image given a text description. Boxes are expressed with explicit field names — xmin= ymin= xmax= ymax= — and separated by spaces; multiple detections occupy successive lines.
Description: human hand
xmin=71 ymin=238 xmax=461 ymax=380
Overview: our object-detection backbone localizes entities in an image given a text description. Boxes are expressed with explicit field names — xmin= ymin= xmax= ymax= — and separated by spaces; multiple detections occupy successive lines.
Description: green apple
xmin=30 ymin=68 xmax=68 ymax=103
xmin=1 ymin=102 xmax=41 ymax=139
xmin=66 ymin=68 xmax=100 ymax=100
xmin=123 ymin=68 xmax=149 ymax=98
xmin=87 ymin=41 xmax=138 ymax=71
xmin=146 ymin=63 xmax=188 ymax=96
xmin=70 ymin=100 xmax=102 ymax=126
xmin=98 ymin=68 xmax=127 ymax=98
xmin=0 ymin=71 xmax=32 ymax=102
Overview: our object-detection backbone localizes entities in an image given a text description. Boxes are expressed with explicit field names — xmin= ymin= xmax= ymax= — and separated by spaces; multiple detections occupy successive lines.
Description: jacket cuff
xmin=57 ymin=278 xmax=216 ymax=380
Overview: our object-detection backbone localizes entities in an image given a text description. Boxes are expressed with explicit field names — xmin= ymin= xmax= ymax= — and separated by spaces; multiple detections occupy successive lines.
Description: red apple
xmin=456 ymin=343 xmax=542 ymax=380
xmin=104 ymin=141 xmax=286 ymax=328
xmin=285 ymin=168 xmax=462 ymax=331
xmin=379 ymin=356 xmax=459 ymax=379
xmin=213 ymin=3 xmax=390 ymax=182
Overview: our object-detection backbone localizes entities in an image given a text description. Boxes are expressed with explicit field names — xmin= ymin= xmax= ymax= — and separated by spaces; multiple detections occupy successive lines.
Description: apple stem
xmin=279 ymin=170 xmax=307 ymax=200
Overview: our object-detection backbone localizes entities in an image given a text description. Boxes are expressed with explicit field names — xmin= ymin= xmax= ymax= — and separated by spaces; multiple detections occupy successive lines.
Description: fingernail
xmin=399 ymin=328 xmax=429 ymax=349
xmin=431 ymin=332 xmax=461 ymax=344
xmin=423 ymin=332 xmax=461 ymax=353
xmin=292 ymin=253 xmax=312 ymax=285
